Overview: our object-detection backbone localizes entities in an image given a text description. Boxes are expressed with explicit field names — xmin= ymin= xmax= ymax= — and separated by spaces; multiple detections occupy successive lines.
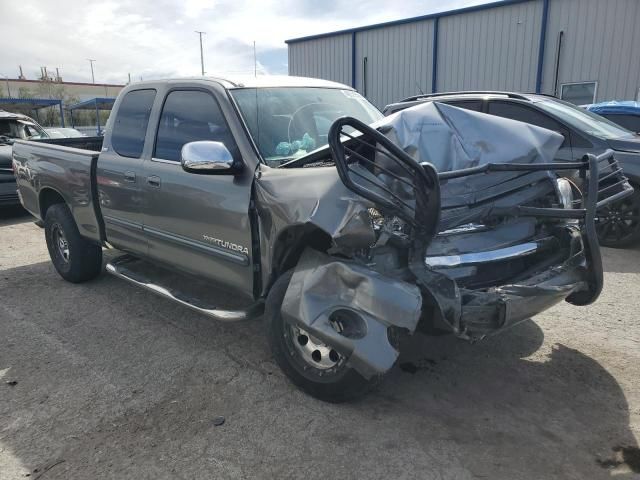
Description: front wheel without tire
xmin=265 ymin=270 xmax=384 ymax=403
xmin=44 ymin=203 xmax=103 ymax=283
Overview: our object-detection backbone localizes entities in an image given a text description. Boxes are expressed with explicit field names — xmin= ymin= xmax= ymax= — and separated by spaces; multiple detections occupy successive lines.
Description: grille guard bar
xmin=328 ymin=116 xmax=441 ymax=240
xmin=328 ymin=118 xmax=631 ymax=310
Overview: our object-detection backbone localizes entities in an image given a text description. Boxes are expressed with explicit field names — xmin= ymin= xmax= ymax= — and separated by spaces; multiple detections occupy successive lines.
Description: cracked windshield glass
xmin=231 ymin=87 xmax=382 ymax=166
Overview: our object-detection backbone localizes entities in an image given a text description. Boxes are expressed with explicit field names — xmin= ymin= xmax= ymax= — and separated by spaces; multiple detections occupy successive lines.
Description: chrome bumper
xmin=425 ymin=237 xmax=556 ymax=269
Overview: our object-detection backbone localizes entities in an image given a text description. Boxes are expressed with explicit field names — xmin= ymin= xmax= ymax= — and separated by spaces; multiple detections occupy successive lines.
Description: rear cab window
xmin=111 ymin=89 xmax=156 ymax=158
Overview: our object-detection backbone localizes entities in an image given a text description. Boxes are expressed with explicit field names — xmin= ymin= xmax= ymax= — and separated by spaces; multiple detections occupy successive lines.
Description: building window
xmin=560 ymin=82 xmax=597 ymax=106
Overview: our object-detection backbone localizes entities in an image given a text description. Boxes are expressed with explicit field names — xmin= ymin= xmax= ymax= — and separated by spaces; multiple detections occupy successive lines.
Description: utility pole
xmin=87 ymin=59 xmax=96 ymax=83
xmin=195 ymin=31 xmax=206 ymax=75
xmin=253 ymin=41 xmax=257 ymax=77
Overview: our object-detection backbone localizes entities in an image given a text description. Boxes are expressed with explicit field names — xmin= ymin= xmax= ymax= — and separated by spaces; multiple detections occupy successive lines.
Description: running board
xmin=105 ymin=255 xmax=263 ymax=321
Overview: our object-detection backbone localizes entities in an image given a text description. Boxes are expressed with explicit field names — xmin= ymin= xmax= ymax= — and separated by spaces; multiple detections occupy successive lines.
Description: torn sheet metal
xmin=281 ymin=249 xmax=422 ymax=379
xmin=254 ymin=166 xmax=377 ymax=290
xmin=374 ymin=102 xmax=565 ymax=209
xmin=375 ymin=101 xmax=564 ymax=173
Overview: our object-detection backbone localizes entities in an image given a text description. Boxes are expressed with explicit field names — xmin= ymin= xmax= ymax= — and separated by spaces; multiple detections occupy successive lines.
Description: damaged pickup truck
xmin=12 ymin=76 xmax=633 ymax=402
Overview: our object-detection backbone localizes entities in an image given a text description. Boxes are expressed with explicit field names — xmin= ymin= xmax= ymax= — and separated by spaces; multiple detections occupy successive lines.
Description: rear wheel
xmin=596 ymin=184 xmax=640 ymax=248
xmin=44 ymin=203 xmax=103 ymax=283
xmin=265 ymin=270 xmax=384 ymax=403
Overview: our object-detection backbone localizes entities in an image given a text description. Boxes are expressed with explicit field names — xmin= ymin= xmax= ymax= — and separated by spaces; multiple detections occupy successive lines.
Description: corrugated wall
xmin=288 ymin=34 xmax=352 ymax=87
xmin=541 ymin=0 xmax=640 ymax=101
xmin=287 ymin=0 xmax=640 ymax=108
xmin=354 ymin=20 xmax=434 ymax=109
xmin=437 ymin=1 xmax=542 ymax=93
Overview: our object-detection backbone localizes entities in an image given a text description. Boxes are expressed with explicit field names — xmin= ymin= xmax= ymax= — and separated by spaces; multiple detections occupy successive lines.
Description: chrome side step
xmin=105 ymin=255 xmax=263 ymax=322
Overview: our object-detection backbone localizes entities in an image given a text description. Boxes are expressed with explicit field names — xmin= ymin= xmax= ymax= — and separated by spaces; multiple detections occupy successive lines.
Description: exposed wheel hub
xmin=289 ymin=324 xmax=343 ymax=370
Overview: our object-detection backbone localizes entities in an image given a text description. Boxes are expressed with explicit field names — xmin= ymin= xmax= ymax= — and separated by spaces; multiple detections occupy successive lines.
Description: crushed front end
xmin=276 ymin=102 xmax=632 ymax=379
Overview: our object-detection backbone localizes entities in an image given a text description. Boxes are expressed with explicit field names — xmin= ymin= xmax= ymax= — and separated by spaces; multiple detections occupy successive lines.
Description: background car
xmin=44 ymin=127 xmax=87 ymax=138
xmin=384 ymin=92 xmax=640 ymax=248
xmin=584 ymin=101 xmax=640 ymax=134
xmin=0 ymin=110 xmax=49 ymax=207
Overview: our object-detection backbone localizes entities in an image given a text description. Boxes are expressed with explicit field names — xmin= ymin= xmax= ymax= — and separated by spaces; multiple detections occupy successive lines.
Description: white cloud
xmin=0 ymin=0 xmax=489 ymax=84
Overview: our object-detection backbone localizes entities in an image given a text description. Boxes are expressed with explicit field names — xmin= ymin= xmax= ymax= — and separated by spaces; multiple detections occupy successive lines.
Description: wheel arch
xmin=265 ymin=223 xmax=333 ymax=294
xmin=39 ymin=187 xmax=68 ymax=220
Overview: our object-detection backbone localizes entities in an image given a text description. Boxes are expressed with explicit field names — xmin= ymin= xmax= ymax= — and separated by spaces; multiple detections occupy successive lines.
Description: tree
xmin=18 ymin=87 xmax=34 ymax=99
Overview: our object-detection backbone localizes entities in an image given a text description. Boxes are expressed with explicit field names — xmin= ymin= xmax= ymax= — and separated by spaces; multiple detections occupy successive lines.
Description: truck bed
xmin=31 ymin=136 xmax=104 ymax=152
xmin=12 ymin=137 xmax=105 ymax=243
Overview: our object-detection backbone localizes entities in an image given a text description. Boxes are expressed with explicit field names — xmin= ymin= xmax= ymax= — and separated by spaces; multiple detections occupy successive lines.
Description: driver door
xmin=142 ymin=88 xmax=255 ymax=298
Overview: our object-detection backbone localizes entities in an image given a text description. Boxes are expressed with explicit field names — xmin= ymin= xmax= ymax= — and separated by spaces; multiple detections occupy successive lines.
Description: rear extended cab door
xmin=97 ymin=88 xmax=157 ymax=255
xmin=141 ymin=80 xmax=259 ymax=300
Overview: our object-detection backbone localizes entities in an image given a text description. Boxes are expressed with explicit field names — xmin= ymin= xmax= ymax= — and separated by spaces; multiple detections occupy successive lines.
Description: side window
xmin=488 ymin=101 xmax=571 ymax=147
xmin=560 ymin=82 xmax=597 ymax=105
xmin=154 ymin=90 xmax=238 ymax=162
xmin=603 ymin=114 xmax=640 ymax=133
xmin=448 ymin=100 xmax=482 ymax=112
xmin=111 ymin=89 xmax=156 ymax=158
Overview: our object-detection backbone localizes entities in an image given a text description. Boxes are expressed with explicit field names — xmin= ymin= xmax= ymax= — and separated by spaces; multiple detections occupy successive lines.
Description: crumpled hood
xmin=375 ymin=101 xmax=564 ymax=172
xmin=368 ymin=101 xmax=565 ymax=232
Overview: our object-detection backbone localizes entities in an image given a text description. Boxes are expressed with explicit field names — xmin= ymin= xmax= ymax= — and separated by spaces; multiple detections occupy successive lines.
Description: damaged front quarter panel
xmin=280 ymin=249 xmax=422 ymax=379
xmin=253 ymin=162 xmax=426 ymax=379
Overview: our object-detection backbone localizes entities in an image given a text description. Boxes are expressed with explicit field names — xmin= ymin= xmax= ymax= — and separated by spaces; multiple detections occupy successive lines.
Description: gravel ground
xmin=1 ymin=206 xmax=639 ymax=479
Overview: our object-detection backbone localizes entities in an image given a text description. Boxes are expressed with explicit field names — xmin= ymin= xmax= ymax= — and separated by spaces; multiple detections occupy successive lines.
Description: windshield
xmin=536 ymin=99 xmax=635 ymax=140
xmin=231 ymin=87 xmax=383 ymax=166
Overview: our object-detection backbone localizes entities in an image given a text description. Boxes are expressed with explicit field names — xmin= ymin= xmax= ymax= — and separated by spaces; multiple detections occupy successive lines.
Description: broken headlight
xmin=556 ymin=178 xmax=574 ymax=209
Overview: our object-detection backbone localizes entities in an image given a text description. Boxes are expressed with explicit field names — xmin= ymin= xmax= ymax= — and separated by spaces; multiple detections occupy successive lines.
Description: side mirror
xmin=180 ymin=141 xmax=237 ymax=174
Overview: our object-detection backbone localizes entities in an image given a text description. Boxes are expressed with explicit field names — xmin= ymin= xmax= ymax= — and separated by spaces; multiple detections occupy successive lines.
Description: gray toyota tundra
xmin=12 ymin=76 xmax=632 ymax=402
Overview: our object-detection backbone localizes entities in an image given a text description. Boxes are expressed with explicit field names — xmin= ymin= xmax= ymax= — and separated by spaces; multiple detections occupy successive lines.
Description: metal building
xmin=286 ymin=0 xmax=640 ymax=109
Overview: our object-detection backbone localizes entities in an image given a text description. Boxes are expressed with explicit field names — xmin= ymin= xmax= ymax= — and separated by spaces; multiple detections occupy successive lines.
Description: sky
xmin=0 ymin=0 xmax=493 ymax=85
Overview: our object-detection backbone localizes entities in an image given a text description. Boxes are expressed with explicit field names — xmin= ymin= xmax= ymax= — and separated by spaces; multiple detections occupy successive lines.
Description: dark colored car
xmin=0 ymin=110 xmax=49 ymax=206
xmin=384 ymin=92 xmax=640 ymax=248
xmin=584 ymin=101 xmax=640 ymax=134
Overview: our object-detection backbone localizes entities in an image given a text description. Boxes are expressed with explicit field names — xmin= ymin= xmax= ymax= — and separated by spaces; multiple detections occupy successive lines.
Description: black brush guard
xmin=329 ymin=117 xmax=633 ymax=336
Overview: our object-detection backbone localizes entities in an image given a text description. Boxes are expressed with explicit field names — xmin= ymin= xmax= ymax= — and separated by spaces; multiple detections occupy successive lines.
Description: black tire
xmin=265 ymin=270 xmax=384 ymax=403
xmin=596 ymin=183 xmax=640 ymax=248
xmin=44 ymin=203 xmax=103 ymax=283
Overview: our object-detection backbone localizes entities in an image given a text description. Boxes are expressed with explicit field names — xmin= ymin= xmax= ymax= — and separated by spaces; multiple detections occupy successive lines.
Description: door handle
xmin=123 ymin=171 xmax=136 ymax=183
xmin=147 ymin=175 xmax=161 ymax=188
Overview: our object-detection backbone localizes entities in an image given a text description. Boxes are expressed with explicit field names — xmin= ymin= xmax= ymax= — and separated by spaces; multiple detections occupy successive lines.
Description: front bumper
xmin=441 ymin=226 xmax=594 ymax=339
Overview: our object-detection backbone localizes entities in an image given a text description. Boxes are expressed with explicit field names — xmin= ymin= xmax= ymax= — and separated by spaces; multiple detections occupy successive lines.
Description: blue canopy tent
xmin=0 ymin=98 xmax=65 ymax=126
xmin=67 ymin=97 xmax=116 ymax=135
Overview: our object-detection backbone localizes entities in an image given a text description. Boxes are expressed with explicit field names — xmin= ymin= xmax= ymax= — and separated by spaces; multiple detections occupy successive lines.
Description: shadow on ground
xmin=602 ymin=245 xmax=640 ymax=274
xmin=0 ymin=260 xmax=637 ymax=479
xmin=0 ymin=206 xmax=33 ymax=227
